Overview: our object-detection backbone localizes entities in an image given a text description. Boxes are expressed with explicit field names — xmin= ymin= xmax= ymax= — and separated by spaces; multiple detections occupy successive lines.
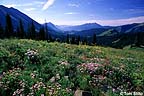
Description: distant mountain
xmin=45 ymin=22 xmax=63 ymax=33
xmin=66 ymin=28 xmax=107 ymax=37
xmin=125 ymin=23 xmax=144 ymax=33
xmin=97 ymin=23 xmax=144 ymax=48
xmin=43 ymin=22 xmax=65 ymax=39
xmin=0 ymin=5 xmax=41 ymax=31
xmin=97 ymin=23 xmax=144 ymax=36
xmin=57 ymin=23 xmax=103 ymax=31
xmin=115 ymin=23 xmax=144 ymax=33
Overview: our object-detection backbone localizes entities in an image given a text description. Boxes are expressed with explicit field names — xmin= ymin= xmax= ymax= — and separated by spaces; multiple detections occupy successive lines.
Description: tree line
xmin=0 ymin=14 xmax=98 ymax=45
xmin=0 ymin=14 xmax=51 ymax=41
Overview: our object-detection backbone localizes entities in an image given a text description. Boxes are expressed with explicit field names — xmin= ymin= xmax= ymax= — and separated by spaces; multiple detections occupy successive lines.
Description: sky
xmin=0 ymin=0 xmax=144 ymax=26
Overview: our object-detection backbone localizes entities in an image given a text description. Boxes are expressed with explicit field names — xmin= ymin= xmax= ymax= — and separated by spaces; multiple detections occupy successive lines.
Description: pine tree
xmin=16 ymin=26 xmax=20 ymax=38
xmin=66 ymin=34 xmax=69 ymax=43
xmin=5 ymin=14 xmax=13 ymax=38
xmin=135 ymin=32 xmax=141 ymax=47
xmin=0 ymin=23 xmax=4 ymax=38
xmin=48 ymin=34 xmax=53 ymax=42
xmin=136 ymin=32 xmax=144 ymax=46
xmin=92 ymin=33 xmax=97 ymax=45
xmin=19 ymin=19 xmax=24 ymax=38
xmin=83 ymin=37 xmax=88 ymax=45
xmin=44 ymin=20 xmax=49 ymax=41
xmin=39 ymin=27 xmax=45 ymax=40
xmin=71 ymin=36 xmax=75 ymax=44
xmin=77 ymin=35 xmax=80 ymax=45
xmin=27 ymin=23 xmax=31 ymax=39
xmin=30 ymin=21 xmax=36 ymax=39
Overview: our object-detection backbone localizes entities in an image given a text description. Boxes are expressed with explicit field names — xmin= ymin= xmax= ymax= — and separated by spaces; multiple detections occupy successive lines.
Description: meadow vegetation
xmin=0 ymin=39 xmax=144 ymax=96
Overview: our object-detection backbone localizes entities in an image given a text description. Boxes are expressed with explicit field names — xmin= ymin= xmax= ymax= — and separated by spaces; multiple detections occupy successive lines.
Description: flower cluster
xmin=47 ymin=83 xmax=72 ymax=95
xmin=77 ymin=62 xmax=136 ymax=93
xmin=25 ymin=49 xmax=38 ymax=60
xmin=13 ymin=88 xmax=24 ymax=96
xmin=90 ymin=58 xmax=105 ymax=62
xmin=28 ymin=82 xmax=46 ymax=95
xmin=77 ymin=63 xmax=102 ymax=73
xmin=47 ymin=83 xmax=61 ymax=95
xmin=30 ymin=73 xmax=36 ymax=79
xmin=0 ymin=68 xmax=24 ymax=95
xmin=58 ymin=60 xmax=69 ymax=66
xmin=49 ymin=74 xmax=61 ymax=83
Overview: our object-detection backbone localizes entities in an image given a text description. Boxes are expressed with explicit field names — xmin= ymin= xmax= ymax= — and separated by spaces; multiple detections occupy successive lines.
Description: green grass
xmin=0 ymin=39 xmax=144 ymax=96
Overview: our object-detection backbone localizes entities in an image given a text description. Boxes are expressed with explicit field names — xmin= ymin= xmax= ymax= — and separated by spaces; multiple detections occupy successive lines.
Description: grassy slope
xmin=0 ymin=39 xmax=144 ymax=95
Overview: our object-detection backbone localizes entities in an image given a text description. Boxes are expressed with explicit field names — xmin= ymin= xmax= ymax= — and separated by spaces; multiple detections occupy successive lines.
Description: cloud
xmin=64 ymin=12 xmax=79 ymax=15
xmin=5 ymin=4 xmax=31 ymax=8
xmin=5 ymin=4 xmax=17 ymax=8
xmin=42 ymin=0 xmax=55 ymax=10
xmin=68 ymin=3 xmax=79 ymax=7
xmin=24 ymin=8 xmax=36 ymax=11
xmin=34 ymin=1 xmax=45 ymax=5
xmin=125 ymin=9 xmax=144 ymax=14
xmin=4 ymin=1 xmax=44 ymax=8
xmin=96 ymin=16 xmax=144 ymax=26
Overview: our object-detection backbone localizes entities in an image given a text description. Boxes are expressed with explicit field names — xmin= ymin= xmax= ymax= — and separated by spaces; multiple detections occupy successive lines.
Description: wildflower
xmin=49 ymin=77 xmax=55 ymax=83
xmin=25 ymin=49 xmax=38 ymax=60
xmin=58 ymin=60 xmax=69 ymax=66
xmin=55 ymin=74 xmax=60 ymax=80
xmin=77 ymin=63 xmax=102 ymax=73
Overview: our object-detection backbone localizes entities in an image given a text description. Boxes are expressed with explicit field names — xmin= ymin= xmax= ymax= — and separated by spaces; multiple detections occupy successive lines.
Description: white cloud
xmin=42 ymin=0 xmax=55 ymax=10
xmin=5 ymin=4 xmax=32 ymax=8
xmin=96 ymin=16 xmax=144 ymax=26
xmin=5 ymin=4 xmax=17 ymax=8
xmin=64 ymin=12 xmax=79 ymax=15
xmin=34 ymin=1 xmax=45 ymax=5
xmin=125 ymin=9 xmax=144 ymax=14
xmin=68 ymin=3 xmax=79 ymax=7
xmin=5 ymin=1 xmax=44 ymax=8
xmin=24 ymin=8 xmax=36 ymax=11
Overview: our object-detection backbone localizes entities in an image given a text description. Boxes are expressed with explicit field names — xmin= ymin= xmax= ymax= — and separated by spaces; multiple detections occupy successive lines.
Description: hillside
xmin=0 ymin=5 xmax=41 ymax=30
xmin=0 ymin=39 xmax=143 ymax=96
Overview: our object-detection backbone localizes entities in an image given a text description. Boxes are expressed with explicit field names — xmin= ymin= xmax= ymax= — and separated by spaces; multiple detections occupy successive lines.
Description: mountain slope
xmin=0 ymin=5 xmax=41 ymax=31
xmin=0 ymin=5 xmax=65 ymax=39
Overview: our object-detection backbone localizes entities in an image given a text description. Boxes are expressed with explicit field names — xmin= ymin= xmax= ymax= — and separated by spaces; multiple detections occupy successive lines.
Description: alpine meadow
xmin=0 ymin=0 xmax=144 ymax=96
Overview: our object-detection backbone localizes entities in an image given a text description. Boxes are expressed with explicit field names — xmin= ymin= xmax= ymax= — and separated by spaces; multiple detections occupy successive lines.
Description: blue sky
xmin=0 ymin=0 xmax=144 ymax=26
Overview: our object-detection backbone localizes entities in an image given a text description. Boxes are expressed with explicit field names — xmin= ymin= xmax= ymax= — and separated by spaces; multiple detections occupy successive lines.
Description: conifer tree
xmin=5 ymin=14 xmax=13 ymax=38
xmin=0 ymin=23 xmax=4 ymax=38
xmin=48 ymin=34 xmax=53 ymax=42
xmin=71 ymin=36 xmax=75 ymax=44
xmin=83 ymin=37 xmax=88 ymax=45
xmin=66 ymin=34 xmax=69 ymax=43
xmin=39 ymin=27 xmax=45 ymax=40
xmin=16 ymin=26 xmax=20 ymax=38
xmin=19 ymin=19 xmax=24 ymax=38
xmin=30 ymin=21 xmax=36 ymax=39
xmin=77 ymin=35 xmax=80 ymax=45
xmin=44 ymin=20 xmax=49 ymax=41
xmin=27 ymin=23 xmax=31 ymax=39
xmin=92 ymin=33 xmax=97 ymax=45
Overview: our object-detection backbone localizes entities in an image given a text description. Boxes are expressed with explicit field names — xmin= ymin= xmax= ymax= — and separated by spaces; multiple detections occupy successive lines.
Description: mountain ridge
xmin=57 ymin=22 xmax=103 ymax=31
